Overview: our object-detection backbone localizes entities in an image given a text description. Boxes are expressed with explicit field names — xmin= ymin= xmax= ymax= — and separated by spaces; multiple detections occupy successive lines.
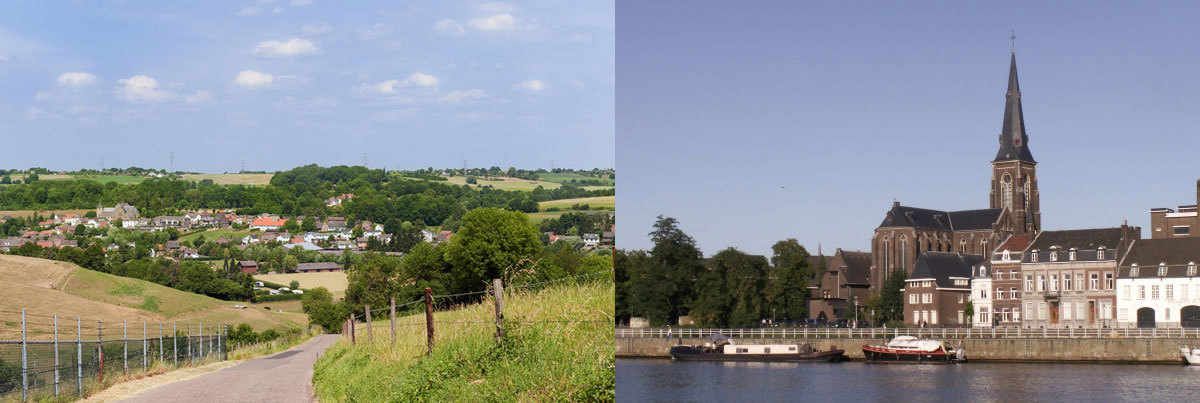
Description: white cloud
xmin=57 ymin=72 xmax=97 ymax=86
xmin=273 ymin=6 xmax=283 ymax=14
xmin=469 ymin=13 xmax=517 ymax=31
xmin=359 ymin=72 xmax=439 ymax=94
xmin=434 ymin=19 xmax=465 ymax=36
xmin=116 ymin=75 xmax=173 ymax=102
xmin=185 ymin=90 xmax=212 ymax=104
xmin=358 ymin=23 xmax=394 ymax=40
xmin=512 ymin=79 xmax=545 ymax=92
xmin=253 ymin=38 xmax=320 ymax=57
xmin=440 ymin=89 xmax=487 ymax=103
xmin=25 ymin=107 xmax=63 ymax=120
xmin=291 ymin=0 xmax=312 ymax=5
xmin=371 ymin=108 xmax=418 ymax=123
xmin=235 ymin=70 xmax=274 ymax=88
xmin=477 ymin=2 xmax=513 ymax=12
xmin=301 ymin=23 xmax=332 ymax=36
xmin=236 ymin=7 xmax=260 ymax=16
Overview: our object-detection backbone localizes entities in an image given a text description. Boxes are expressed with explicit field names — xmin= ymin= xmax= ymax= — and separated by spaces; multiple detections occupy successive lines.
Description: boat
xmin=1181 ymin=345 xmax=1200 ymax=365
xmin=668 ymin=333 xmax=845 ymax=362
xmin=862 ymin=336 xmax=965 ymax=363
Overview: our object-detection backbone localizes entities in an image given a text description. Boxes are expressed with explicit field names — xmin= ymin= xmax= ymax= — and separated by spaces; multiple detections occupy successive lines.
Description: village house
xmin=987 ymin=234 xmax=1031 ymax=327
xmin=582 ymin=233 xmax=601 ymax=248
xmin=321 ymin=217 xmax=348 ymax=232
xmin=971 ymin=261 xmax=993 ymax=327
xmin=1116 ymin=237 xmax=1200 ymax=329
xmin=250 ymin=217 xmax=288 ymax=231
xmin=902 ymin=252 xmax=985 ymax=327
xmin=238 ymin=261 xmax=259 ymax=274
xmin=325 ymin=193 xmax=355 ymax=207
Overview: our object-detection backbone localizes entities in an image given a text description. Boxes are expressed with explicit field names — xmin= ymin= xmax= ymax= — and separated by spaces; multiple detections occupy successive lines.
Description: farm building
xmin=296 ymin=262 xmax=342 ymax=273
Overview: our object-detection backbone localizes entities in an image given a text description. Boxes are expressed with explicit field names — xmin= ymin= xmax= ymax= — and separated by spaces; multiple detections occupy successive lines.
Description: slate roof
xmin=878 ymin=202 xmax=1001 ymax=231
xmin=1023 ymin=228 xmax=1125 ymax=263
xmin=1118 ymin=238 xmax=1200 ymax=278
xmin=837 ymin=250 xmax=872 ymax=284
xmin=994 ymin=52 xmax=1036 ymax=163
xmin=908 ymin=252 xmax=986 ymax=288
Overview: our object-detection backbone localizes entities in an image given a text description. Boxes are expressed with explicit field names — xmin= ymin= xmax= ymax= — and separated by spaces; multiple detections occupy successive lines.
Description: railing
xmin=617 ymin=327 xmax=1200 ymax=340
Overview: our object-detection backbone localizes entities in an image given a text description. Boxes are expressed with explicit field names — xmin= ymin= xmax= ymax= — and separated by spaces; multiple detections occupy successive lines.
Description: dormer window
xmin=1031 ymin=250 xmax=1039 ymax=263
xmin=1097 ymin=247 xmax=1105 ymax=260
xmin=1159 ymin=263 xmax=1168 ymax=277
xmin=1050 ymin=250 xmax=1058 ymax=262
xmin=1002 ymin=250 xmax=1011 ymax=261
xmin=1189 ymin=262 xmax=1197 ymax=277
xmin=1068 ymin=248 xmax=1077 ymax=261
xmin=1130 ymin=264 xmax=1139 ymax=277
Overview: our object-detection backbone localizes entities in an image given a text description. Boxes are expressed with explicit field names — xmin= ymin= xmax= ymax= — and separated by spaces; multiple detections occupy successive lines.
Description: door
xmin=1137 ymin=307 xmax=1156 ymax=328
xmin=1182 ymin=306 xmax=1200 ymax=328
xmin=1049 ymin=302 xmax=1059 ymax=324
xmin=1088 ymin=301 xmax=1095 ymax=324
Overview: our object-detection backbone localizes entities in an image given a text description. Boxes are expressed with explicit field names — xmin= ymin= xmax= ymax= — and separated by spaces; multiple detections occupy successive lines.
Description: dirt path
xmin=116 ymin=335 xmax=340 ymax=403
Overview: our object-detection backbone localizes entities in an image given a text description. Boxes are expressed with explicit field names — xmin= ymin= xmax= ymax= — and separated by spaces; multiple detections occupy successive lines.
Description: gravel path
xmin=119 ymin=335 xmax=340 ymax=403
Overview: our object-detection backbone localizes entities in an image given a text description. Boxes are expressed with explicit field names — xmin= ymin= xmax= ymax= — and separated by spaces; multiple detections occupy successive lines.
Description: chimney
xmin=1196 ymin=178 xmax=1200 ymax=206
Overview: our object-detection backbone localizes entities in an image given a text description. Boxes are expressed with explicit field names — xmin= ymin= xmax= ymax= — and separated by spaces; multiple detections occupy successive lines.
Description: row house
xmin=903 ymin=252 xmax=985 ymax=327
xmin=988 ymin=234 xmax=1032 ymax=327
xmin=153 ymin=216 xmax=191 ymax=230
xmin=1019 ymin=227 xmax=1136 ymax=329
xmin=971 ymin=261 xmax=993 ymax=326
xmin=1116 ymin=237 xmax=1200 ymax=328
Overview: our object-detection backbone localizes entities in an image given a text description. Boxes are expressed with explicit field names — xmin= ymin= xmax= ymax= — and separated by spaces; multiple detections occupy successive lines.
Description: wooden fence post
xmin=493 ymin=279 xmax=504 ymax=344
xmin=390 ymin=298 xmax=396 ymax=346
xmin=366 ymin=304 xmax=373 ymax=344
xmin=425 ymin=287 xmax=434 ymax=354
xmin=350 ymin=315 xmax=356 ymax=345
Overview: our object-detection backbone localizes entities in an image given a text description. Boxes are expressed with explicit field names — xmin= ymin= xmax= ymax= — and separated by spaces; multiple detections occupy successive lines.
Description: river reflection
xmin=617 ymin=358 xmax=1200 ymax=402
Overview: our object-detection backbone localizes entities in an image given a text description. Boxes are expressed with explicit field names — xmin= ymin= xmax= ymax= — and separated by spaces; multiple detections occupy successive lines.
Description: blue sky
xmin=618 ymin=1 xmax=1200 ymax=256
xmin=0 ymin=0 xmax=613 ymax=173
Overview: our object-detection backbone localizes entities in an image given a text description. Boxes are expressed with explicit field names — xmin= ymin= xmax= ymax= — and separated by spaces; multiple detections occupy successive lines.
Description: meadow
xmin=256 ymin=272 xmax=349 ymax=298
xmin=313 ymin=279 xmax=614 ymax=402
xmin=536 ymin=172 xmax=615 ymax=186
xmin=180 ymin=173 xmax=275 ymax=186
xmin=441 ymin=175 xmax=564 ymax=191
xmin=537 ymin=195 xmax=616 ymax=211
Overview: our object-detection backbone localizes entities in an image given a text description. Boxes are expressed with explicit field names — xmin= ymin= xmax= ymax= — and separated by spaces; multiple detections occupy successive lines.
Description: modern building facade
xmin=1116 ymin=237 xmax=1200 ymax=328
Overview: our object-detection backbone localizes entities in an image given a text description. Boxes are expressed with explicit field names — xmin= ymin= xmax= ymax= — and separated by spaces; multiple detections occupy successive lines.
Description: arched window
xmin=960 ymin=239 xmax=966 ymax=253
xmin=882 ymin=236 xmax=890 ymax=273
xmin=1002 ymin=250 xmax=1011 ymax=261
xmin=1189 ymin=262 xmax=1197 ymax=277
xmin=899 ymin=236 xmax=908 ymax=271
xmin=981 ymin=239 xmax=988 ymax=255
xmin=1001 ymin=174 xmax=1013 ymax=211
xmin=1068 ymin=248 xmax=1077 ymax=261
xmin=1097 ymin=247 xmax=1105 ymax=260
xmin=1159 ymin=263 xmax=1168 ymax=277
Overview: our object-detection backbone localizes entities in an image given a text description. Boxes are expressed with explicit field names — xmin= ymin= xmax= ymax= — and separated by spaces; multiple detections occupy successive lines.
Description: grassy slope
xmin=0 ymin=255 xmax=305 ymax=340
xmin=441 ymin=175 xmax=563 ymax=191
xmin=538 ymin=196 xmax=615 ymax=211
xmin=313 ymin=280 xmax=615 ymax=402
xmin=536 ymin=172 xmax=614 ymax=186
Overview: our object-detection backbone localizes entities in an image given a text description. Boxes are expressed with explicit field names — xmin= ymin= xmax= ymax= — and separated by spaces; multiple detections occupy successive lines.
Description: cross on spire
xmin=1010 ymin=30 xmax=1017 ymax=54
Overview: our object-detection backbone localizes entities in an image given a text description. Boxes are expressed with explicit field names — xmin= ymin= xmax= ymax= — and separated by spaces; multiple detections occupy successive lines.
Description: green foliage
xmin=880 ymin=270 xmax=908 ymax=322
xmin=301 ymin=216 xmax=317 ymax=232
xmin=256 ymin=293 xmax=303 ymax=302
xmin=0 ymin=358 xmax=20 ymax=395
xmin=290 ymin=280 xmax=300 ymax=289
xmin=768 ymin=239 xmax=811 ymax=321
xmin=445 ymin=208 xmax=542 ymax=295
xmin=302 ymin=287 xmax=347 ymax=333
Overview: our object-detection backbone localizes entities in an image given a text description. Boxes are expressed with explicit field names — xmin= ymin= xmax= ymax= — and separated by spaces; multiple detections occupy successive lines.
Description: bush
xmin=290 ymin=280 xmax=300 ymax=289
xmin=256 ymin=293 xmax=303 ymax=302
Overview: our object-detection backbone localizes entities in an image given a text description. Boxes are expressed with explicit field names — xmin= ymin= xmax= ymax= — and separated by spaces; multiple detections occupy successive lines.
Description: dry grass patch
xmin=180 ymin=173 xmax=274 ymax=185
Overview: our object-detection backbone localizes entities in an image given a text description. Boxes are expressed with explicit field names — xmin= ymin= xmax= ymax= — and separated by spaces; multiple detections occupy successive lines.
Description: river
xmin=617 ymin=358 xmax=1200 ymax=402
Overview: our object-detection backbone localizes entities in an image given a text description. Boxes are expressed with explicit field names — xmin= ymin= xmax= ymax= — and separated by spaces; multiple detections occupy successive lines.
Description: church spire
xmin=994 ymin=51 xmax=1036 ymax=163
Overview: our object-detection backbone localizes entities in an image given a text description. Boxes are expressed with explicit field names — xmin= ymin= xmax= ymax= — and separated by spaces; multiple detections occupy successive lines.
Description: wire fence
xmin=0 ymin=310 xmax=228 ymax=402
xmin=341 ymin=269 xmax=615 ymax=359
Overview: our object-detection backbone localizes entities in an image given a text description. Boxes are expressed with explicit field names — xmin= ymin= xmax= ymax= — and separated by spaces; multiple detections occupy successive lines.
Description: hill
xmin=0 ymin=255 xmax=306 ymax=340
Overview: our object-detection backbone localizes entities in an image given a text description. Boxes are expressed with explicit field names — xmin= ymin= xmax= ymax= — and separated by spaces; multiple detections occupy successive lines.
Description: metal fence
xmin=0 ymin=310 xmax=228 ymax=401
xmin=617 ymin=326 xmax=1200 ymax=340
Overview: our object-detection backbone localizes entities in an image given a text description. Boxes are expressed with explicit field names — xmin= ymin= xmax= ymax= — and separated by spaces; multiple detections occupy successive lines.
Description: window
xmin=1000 ymin=308 xmax=1009 ymax=322
xmin=1013 ymin=308 xmax=1020 ymax=321
xmin=1025 ymin=275 xmax=1034 ymax=291
xmin=1130 ymin=264 xmax=1139 ymax=277
xmin=1032 ymin=250 xmax=1039 ymax=263
xmin=1123 ymin=285 xmax=1130 ymax=299
xmin=981 ymin=239 xmax=988 ymax=254
xmin=1097 ymin=248 xmax=1105 ymax=260
xmin=1089 ymin=273 xmax=1099 ymax=290
xmin=1100 ymin=301 xmax=1112 ymax=320
xmin=1003 ymin=250 xmax=1011 ymax=261
xmin=980 ymin=289 xmax=987 ymax=298
xmin=1175 ymin=226 xmax=1191 ymax=236
xmin=1026 ymin=302 xmax=1035 ymax=320
xmin=1064 ymin=274 xmax=1072 ymax=290
xmin=1159 ymin=263 xmax=1168 ymax=277
xmin=1190 ymin=262 xmax=1197 ymax=277
xmin=980 ymin=307 xmax=989 ymax=324
xmin=1105 ymin=273 xmax=1114 ymax=289
xmin=960 ymin=239 xmax=967 ymax=253
xmin=1069 ymin=249 xmax=1077 ymax=261
xmin=913 ymin=310 xmax=919 ymax=323
xmin=1002 ymin=174 xmax=1013 ymax=210
xmin=958 ymin=294 xmax=964 ymax=303
xmin=923 ymin=293 xmax=931 ymax=303
xmin=1038 ymin=274 xmax=1046 ymax=291
xmin=1050 ymin=274 xmax=1058 ymax=291
xmin=1138 ymin=285 xmax=1145 ymax=299
xmin=1064 ymin=302 xmax=1072 ymax=320
xmin=1010 ymin=287 xmax=1018 ymax=299
xmin=997 ymin=287 xmax=1004 ymax=300
xmin=910 ymin=293 xmax=917 ymax=304
xmin=958 ymin=310 xmax=964 ymax=324
xmin=931 ymin=310 xmax=938 ymax=324
xmin=1167 ymin=308 xmax=1172 ymax=320
xmin=882 ymin=237 xmax=890 ymax=272
xmin=1050 ymin=250 xmax=1058 ymax=262
xmin=1167 ymin=284 xmax=1175 ymax=299
xmin=1152 ymin=285 xmax=1160 ymax=300
xmin=899 ymin=236 xmax=908 ymax=271
xmin=995 ymin=271 xmax=1003 ymax=280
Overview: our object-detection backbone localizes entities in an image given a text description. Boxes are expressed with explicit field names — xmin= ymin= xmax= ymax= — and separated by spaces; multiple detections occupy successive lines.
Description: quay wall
xmin=617 ymin=336 xmax=1200 ymax=363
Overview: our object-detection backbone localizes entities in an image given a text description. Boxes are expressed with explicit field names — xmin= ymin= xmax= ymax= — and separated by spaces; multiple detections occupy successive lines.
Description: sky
xmin=618 ymin=1 xmax=1200 ymax=256
xmin=0 ymin=0 xmax=613 ymax=173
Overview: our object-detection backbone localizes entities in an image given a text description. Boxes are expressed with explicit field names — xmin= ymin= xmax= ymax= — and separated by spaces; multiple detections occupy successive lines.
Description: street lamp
xmin=854 ymin=298 xmax=859 ymax=328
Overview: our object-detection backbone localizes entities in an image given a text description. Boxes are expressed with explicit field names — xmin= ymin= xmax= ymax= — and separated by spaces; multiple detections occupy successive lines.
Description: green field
xmin=180 ymin=228 xmax=252 ymax=243
xmin=313 ymin=279 xmax=614 ymax=401
xmin=537 ymin=172 xmax=615 ymax=186
xmin=442 ymin=175 xmax=563 ymax=191
xmin=538 ymin=196 xmax=615 ymax=211
xmin=181 ymin=173 xmax=275 ymax=185
xmin=72 ymin=175 xmax=148 ymax=184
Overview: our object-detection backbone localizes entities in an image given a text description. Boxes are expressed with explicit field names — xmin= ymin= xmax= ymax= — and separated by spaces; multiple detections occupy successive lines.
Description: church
xmin=869 ymin=52 xmax=1041 ymax=294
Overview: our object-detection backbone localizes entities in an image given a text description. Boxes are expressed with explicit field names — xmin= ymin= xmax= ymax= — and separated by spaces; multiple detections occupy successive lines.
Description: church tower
xmin=990 ymin=51 xmax=1040 ymax=236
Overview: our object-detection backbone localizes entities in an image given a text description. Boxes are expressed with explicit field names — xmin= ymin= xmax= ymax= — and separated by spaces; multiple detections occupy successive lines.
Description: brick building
xmin=1149 ymin=179 xmax=1200 ymax=239
xmin=903 ymin=252 xmax=986 ymax=327
xmin=989 ymin=234 xmax=1031 ymax=327
xmin=807 ymin=249 xmax=871 ymax=323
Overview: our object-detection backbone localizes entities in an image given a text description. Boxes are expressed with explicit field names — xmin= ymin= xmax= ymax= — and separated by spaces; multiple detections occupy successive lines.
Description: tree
xmin=0 ymin=175 xmax=9 ymax=184
xmin=290 ymin=280 xmax=300 ymax=289
xmin=880 ymin=270 xmax=908 ymax=323
xmin=712 ymin=248 xmax=769 ymax=328
xmin=767 ymin=239 xmax=811 ymax=321
xmin=445 ymin=208 xmax=542 ymax=295
xmin=283 ymin=219 xmax=300 ymax=233
xmin=301 ymin=216 xmax=317 ymax=232
xmin=465 ymin=175 xmax=478 ymax=184
xmin=964 ymin=300 xmax=974 ymax=326
xmin=344 ymin=254 xmax=403 ymax=314
xmin=282 ymin=255 xmax=299 ymax=273
xmin=301 ymin=287 xmax=346 ymax=333
xmin=645 ymin=215 xmax=704 ymax=324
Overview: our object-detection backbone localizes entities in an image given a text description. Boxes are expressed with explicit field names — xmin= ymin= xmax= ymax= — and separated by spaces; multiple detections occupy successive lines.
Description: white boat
xmin=1181 ymin=345 xmax=1200 ymax=365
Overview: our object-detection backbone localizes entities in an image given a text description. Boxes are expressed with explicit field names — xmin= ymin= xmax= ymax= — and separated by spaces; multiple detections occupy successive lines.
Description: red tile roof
xmin=251 ymin=217 xmax=288 ymax=227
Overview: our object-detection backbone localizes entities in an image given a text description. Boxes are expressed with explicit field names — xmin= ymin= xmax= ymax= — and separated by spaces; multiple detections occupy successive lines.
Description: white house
xmin=420 ymin=229 xmax=436 ymax=243
xmin=1116 ymin=237 xmax=1200 ymax=329
xmin=582 ymin=233 xmax=601 ymax=248
xmin=971 ymin=262 xmax=993 ymax=328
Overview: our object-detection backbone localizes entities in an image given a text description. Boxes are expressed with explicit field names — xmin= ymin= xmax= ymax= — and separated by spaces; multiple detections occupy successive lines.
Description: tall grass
xmin=313 ymin=280 xmax=615 ymax=402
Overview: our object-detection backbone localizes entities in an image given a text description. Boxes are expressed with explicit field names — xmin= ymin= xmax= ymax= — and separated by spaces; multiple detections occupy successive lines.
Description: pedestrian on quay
xmin=666 ymin=325 xmax=673 ymax=342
